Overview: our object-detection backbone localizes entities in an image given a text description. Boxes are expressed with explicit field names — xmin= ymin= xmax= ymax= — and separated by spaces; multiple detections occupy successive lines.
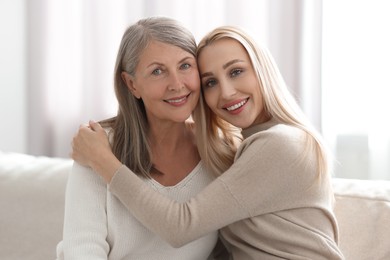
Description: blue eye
xmin=152 ymin=68 xmax=162 ymax=75
xmin=231 ymin=69 xmax=243 ymax=77
xmin=203 ymin=79 xmax=217 ymax=89
xmin=180 ymin=63 xmax=191 ymax=70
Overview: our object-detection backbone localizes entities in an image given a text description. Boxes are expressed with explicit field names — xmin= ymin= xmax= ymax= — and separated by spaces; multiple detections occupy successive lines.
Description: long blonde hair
xmin=194 ymin=26 xmax=331 ymax=178
xmin=101 ymin=17 xmax=197 ymax=176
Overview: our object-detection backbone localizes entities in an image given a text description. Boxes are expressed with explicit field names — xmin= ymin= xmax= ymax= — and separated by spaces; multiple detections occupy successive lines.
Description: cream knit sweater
xmin=108 ymin=119 xmax=345 ymax=259
xmin=56 ymin=161 xmax=218 ymax=260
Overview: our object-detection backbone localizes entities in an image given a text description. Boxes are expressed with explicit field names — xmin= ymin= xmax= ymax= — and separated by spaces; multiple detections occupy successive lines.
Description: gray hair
xmin=102 ymin=17 xmax=197 ymax=176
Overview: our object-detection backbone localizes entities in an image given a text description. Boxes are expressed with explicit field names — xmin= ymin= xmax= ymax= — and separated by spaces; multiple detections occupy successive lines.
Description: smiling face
xmin=198 ymin=38 xmax=269 ymax=129
xmin=122 ymin=40 xmax=200 ymax=125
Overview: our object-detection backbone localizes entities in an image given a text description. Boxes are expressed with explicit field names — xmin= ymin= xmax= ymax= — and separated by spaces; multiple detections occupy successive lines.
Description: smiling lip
xmin=164 ymin=93 xmax=191 ymax=106
xmin=223 ymin=98 xmax=249 ymax=114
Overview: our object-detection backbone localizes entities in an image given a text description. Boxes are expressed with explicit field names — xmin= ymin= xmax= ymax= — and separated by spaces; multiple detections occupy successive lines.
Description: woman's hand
xmin=71 ymin=120 xmax=121 ymax=183
xmin=71 ymin=120 xmax=109 ymax=167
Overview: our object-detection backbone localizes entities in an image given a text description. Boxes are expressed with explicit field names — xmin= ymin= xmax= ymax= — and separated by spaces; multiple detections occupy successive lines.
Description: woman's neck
xmin=147 ymin=120 xmax=200 ymax=186
xmin=148 ymin=121 xmax=190 ymax=153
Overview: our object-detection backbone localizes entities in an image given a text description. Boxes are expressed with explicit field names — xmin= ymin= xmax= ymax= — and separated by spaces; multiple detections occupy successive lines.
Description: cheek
xmin=204 ymin=90 xmax=218 ymax=111
xmin=253 ymin=83 xmax=263 ymax=106
xmin=186 ymin=72 xmax=201 ymax=91
xmin=143 ymin=86 xmax=163 ymax=100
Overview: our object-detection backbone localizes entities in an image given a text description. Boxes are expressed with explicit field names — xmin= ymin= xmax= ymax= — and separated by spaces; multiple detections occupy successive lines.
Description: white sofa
xmin=1 ymin=151 xmax=389 ymax=260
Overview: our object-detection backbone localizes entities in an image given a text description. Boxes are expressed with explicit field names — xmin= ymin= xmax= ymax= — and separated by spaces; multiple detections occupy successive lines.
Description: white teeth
xmin=226 ymin=100 xmax=247 ymax=111
xmin=167 ymin=96 xmax=186 ymax=103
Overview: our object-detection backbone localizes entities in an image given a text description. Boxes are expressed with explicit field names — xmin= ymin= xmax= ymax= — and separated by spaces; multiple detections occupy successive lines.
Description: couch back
xmin=332 ymin=178 xmax=390 ymax=260
xmin=1 ymin=152 xmax=390 ymax=260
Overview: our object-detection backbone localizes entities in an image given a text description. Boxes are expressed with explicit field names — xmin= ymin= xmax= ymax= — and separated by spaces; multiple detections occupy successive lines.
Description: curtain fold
xmin=25 ymin=0 xmax=319 ymax=158
xmin=268 ymin=0 xmax=323 ymax=131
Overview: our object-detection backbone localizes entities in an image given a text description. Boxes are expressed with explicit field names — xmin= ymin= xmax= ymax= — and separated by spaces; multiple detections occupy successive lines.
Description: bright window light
xmin=322 ymin=0 xmax=390 ymax=180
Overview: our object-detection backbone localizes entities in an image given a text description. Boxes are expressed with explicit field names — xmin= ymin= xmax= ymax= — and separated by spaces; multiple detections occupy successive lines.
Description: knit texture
xmin=109 ymin=119 xmax=345 ymax=259
xmin=56 ymin=161 xmax=218 ymax=259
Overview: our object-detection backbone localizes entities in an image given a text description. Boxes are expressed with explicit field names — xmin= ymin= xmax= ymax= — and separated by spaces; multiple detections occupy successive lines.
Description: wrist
xmin=92 ymin=151 xmax=122 ymax=183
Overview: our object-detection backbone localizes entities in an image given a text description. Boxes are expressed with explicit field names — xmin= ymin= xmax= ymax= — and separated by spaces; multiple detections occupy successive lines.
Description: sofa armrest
xmin=332 ymin=178 xmax=390 ymax=260
xmin=0 ymin=152 xmax=72 ymax=260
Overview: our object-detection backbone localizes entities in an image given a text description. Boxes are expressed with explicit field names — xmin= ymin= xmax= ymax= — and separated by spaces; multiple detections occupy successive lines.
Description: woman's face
xmin=123 ymin=40 xmax=200 ymax=125
xmin=198 ymin=38 xmax=269 ymax=129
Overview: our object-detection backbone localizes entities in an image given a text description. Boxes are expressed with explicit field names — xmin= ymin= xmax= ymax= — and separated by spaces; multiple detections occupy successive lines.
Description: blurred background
xmin=1 ymin=0 xmax=389 ymax=180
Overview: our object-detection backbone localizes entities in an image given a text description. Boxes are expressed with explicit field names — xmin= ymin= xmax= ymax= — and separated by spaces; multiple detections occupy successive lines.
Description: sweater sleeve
xmin=108 ymin=126 xmax=325 ymax=247
xmin=58 ymin=162 xmax=109 ymax=259
xmin=109 ymin=165 xmax=250 ymax=247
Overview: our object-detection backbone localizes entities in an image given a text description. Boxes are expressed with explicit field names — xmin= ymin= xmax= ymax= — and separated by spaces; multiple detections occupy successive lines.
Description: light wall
xmin=0 ymin=0 xmax=26 ymax=153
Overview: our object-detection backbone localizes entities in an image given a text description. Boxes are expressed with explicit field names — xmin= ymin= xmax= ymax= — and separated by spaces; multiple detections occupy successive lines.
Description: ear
xmin=121 ymin=72 xmax=141 ymax=99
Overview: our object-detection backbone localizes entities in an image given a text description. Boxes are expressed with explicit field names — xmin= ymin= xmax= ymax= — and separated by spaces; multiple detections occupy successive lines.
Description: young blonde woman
xmin=56 ymin=17 xmax=229 ymax=259
xmin=72 ymin=26 xmax=345 ymax=259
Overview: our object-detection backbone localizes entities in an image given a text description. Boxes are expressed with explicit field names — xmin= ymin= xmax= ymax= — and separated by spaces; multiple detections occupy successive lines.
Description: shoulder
xmin=68 ymin=162 xmax=107 ymax=189
xmin=260 ymin=123 xmax=306 ymax=142
xmin=238 ymin=123 xmax=307 ymax=159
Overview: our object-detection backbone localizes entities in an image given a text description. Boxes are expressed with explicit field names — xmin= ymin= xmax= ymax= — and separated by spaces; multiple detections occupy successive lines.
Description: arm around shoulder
xmin=108 ymin=164 xmax=248 ymax=247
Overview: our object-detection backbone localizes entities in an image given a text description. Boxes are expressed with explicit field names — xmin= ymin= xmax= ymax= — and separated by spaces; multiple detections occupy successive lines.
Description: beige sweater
xmin=109 ymin=119 xmax=345 ymax=260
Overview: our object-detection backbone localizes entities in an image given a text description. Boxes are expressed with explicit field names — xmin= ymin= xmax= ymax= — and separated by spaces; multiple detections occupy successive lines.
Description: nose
xmin=168 ymin=71 xmax=184 ymax=91
xmin=219 ymin=81 xmax=237 ymax=99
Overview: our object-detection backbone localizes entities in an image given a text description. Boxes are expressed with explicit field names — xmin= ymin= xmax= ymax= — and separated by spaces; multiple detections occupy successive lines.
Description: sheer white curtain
xmin=25 ymin=0 xmax=321 ymax=158
xmin=322 ymin=0 xmax=390 ymax=180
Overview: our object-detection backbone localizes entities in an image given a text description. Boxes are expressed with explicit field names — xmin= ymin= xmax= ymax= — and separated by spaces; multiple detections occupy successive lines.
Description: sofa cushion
xmin=0 ymin=152 xmax=72 ymax=260
xmin=332 ymin=178 xmax=390 ymax=260
xmin=1 ymin=151 xmax=390 ymax=260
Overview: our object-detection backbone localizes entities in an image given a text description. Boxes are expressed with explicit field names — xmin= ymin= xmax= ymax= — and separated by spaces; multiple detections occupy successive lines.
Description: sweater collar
xmin=241 ymin=117 xmax=279 ymax=139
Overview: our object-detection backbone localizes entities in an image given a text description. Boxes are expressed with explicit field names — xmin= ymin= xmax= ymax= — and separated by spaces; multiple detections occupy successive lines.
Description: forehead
xmin=138 ymin=40 xmax=193 ymax=65
xmin=198 ymin=38 xmax=249 ymax=69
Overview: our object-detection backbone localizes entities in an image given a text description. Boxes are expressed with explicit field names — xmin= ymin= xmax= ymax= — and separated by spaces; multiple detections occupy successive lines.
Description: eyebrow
xmin=200 ymin=59 xmax=245 ymax=79
xmin=146 ymin=62 xmax=163 ymax=69
xmin=146 ymin=56 xmax=194 ymax=69
xmin=223 ymin=59 xmax=245 ymax=69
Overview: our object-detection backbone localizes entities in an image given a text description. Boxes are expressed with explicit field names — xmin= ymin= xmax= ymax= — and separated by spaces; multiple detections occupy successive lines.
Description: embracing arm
xmin=109 ymin=165 xmax=248 ymax=247
xmin=71 ymin=122 xmax=250 ymax=247
xmin=73 ymin=121 xmax=326 ymax=248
